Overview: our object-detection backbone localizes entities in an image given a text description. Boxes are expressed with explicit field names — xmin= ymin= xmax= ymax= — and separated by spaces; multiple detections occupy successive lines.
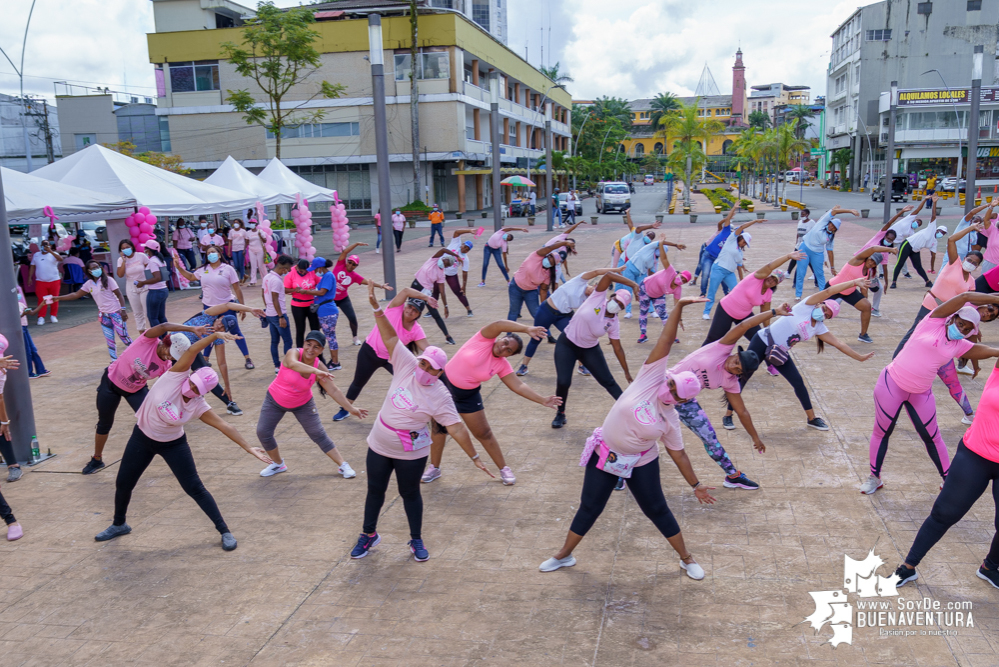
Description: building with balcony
xmin=146 ymin=0 xmax=564 ymax=214
xmin=749 ymin=83 xmax=810 ymax=125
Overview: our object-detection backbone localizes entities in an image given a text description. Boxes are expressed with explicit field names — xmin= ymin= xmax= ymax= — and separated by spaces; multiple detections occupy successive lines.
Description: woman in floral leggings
xmin=43 ymin=261 xmax=132 ymax=360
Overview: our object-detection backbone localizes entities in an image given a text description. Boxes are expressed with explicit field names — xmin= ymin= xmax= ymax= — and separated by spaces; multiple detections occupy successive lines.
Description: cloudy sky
xmin=1 ymin=0 xmax=863 ymax=103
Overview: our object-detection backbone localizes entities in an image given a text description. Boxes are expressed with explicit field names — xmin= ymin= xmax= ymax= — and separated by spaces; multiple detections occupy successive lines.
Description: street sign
xmin=896 ymin=87 xmax=999 ymax=106
xmin=810 ymin=149 xmax=824 ymax=157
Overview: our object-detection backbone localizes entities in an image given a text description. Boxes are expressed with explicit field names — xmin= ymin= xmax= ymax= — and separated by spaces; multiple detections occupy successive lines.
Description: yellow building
xmin=620 ymin=95 xmax=743 ymax=163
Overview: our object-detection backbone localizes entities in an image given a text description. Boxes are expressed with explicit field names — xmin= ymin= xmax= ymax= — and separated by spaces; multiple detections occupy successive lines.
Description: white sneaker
xmin=421 ymin=464 xmax=442 ymax=483
xmin=871 ymin=309 xmax=881 ymax=318
xmin=962 ymin=413 xmax=975 ymax=425
xmin=624 ymin=312 xmax=632 ymax=319
xmin=859 ymin=474 xmax=883 ymax=495
xmin=539 ymin=555 xmax=576 ymax=572
xmin=957 ymin=363 xmax=974 ymax=376
xmin=339 ymin=462 xmax=356 ymax=479
xmin=353 ymin=337 xmax=362 ymax=346
xmin=701 ymin=313 xmax=711 ymax=320
xmin=376 ymin=248 xmax=381 ymax=254
xmin=36 ymin=317 xmax=44 ymax=326
xmin=260 ymin=462 xmax=287 ymax=477
xmin=50 ymin=315 xmax=58 ymax=323
xmin=680 ymin=559 xmax=705 ymax=580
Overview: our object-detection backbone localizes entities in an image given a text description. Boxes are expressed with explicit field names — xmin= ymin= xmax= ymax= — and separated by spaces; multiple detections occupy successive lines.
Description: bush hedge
xmin=702 ymin=188 xmax=736 ymax=210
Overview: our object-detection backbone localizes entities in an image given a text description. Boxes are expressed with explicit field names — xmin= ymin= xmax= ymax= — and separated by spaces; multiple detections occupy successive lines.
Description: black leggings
xmin=702 ymin=303 xmax=761 ymax=346
xmin=737 ymin=331 xmax=812 ymax=411
xmin=569 ymin=453 xmax=680 ymax=538
xmin=905 ymin=441 xmax=999 ymax=569
xmin=96 ymin=368 xmax=148 ymax=435
xmin=894 ymin=305 xmax=931 ymax=359
xmin=554 ymin=332 xmax=622 ymax=414
xmin=0 ymin=436 xmax=14 ymax=525
xmin=291 ymin=304 xmax=320 ymax=347
xmin=113 ymin=425 xmax=229 ymax=534
xmin=976 ymin=274 xmax=997 ymax=294
xmin=0 ymin=431 xmax=16 ymax=467
xmin=346 ymin=341 xmax=394 ymax=401
xmin=394 ymin=229 xmax=404 ymax=250
xmin=191 ymin=353 xmax=232 ymax=406
xmin=334 ymin=295 xmax=359 ymax=338
xmin=892 ymin=240 xmax=930 ymax=283
xmin=363 ymin=448 xmax=427 ymax=539
xmin=411 ymin=280 xmax=449 ymax=338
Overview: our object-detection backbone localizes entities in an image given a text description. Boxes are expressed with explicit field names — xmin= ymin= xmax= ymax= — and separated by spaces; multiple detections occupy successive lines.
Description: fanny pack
xmin=379 ymin=415 xmax=431 ymax=452
xmin=310 ymin=294 xmax=336 ymax=314
xmin=580 ymin=427 xmax=650 ymax=479
xmin=763 ymin=329 xmax=789 ymax=367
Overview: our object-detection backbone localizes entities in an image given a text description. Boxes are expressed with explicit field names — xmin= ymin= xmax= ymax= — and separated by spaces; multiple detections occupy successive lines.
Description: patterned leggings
xmin=638 ymin=283 xmax=669 ymax=338
xmin=99 ymin=312 xmax=132 ymax=361
xmin=319 ymin=312 xmax=339 ymax=351
xmin=674 ymin=399 xmax=738 ymax=476
xmin=869 ymin=367 xmax=948 ymax=480
xmin=937 ymin=360 xmax=973 ymax=416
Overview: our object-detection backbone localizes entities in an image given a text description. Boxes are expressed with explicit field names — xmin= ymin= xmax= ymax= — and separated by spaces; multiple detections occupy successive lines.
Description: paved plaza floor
xmin=2 ymin=213 xmax=997 ymax=666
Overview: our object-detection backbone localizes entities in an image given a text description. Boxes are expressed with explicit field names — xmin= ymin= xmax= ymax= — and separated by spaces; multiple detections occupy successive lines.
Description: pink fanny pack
xmin=379 ymin=415 xmax=431 ymax=452
xmin=580 ymin=427 xmax=650 ymax=479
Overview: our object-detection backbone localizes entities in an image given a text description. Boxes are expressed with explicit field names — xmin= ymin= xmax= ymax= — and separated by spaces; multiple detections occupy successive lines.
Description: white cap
xmin=169 ymin=334 xmax=192 ymax=361
xmin=740 ymin=232 xmax=752 ymax=247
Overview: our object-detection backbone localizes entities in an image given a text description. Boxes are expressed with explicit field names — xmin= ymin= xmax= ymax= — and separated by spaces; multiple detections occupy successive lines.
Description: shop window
xmin=394 ymin=53 xmax=450 ymax=81
xmin=169 ymin=61 xmax=220 ymax=92
xmin=917 ymin=2 xmax=932 ymax=15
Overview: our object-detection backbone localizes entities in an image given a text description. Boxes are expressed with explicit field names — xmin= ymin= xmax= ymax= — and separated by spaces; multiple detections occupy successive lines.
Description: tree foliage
xmin=648 ymin=92 xmax=681 ymax=129
xmin=103 ymin=141 xmax=191 ymax=175
xmin=747 ymin=110 xmax=771 ymax=130
xmin=540 ymin=62 xmax=573 ymax=85
xmin=784 ymin=104 xmax=816 ymax=138
xmin=658 ymin=100 xmax=723 ymax=205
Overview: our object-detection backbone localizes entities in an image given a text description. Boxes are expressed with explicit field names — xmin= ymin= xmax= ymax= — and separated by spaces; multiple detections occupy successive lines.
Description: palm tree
xmin=747 ymin=110 xmax=771 ymax=130
xmin=762 ymin=121 xmax=810 ymax=200
xmin=540 ymin=62 xmax=574 ymax=85
xmin=593 ymin=96 xmax=633 ymax=128
xmin=784 ymin=104 xmax=816 ymax=138
xmin=658 ymin=100 xmax=724 ymax=207
xmin=648 ymin=92 xmax=681 ymax=129
xmin=732 ymin=128 xmax=762 ymax=196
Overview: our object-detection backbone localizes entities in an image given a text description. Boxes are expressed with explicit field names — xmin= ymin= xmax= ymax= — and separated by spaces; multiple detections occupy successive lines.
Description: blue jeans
xmin=232 ymin=250 xmax=245 ymax=281
xmin=146 ymin=288 xmax=168 ymax=327
xmin=794 ymin=246 xmax=827 ymax=298
xmin=22 ymin=325 xmax=46 ymax=376
xmin=429 ymin=223 xmax=444 ymax=246
xmin=482 ymin=245 xmax=509 ymax=282
xmin=507 ymin=281 xmax=540 ymax=322
xmin=529 ymin=203 xmax=536 ymax=215
xmin=375 ymin=228 xmax=382 ymax=250
xmin=524 ymin=301 xmax=572 ymax=359
xmin=266 ymin=315 xmax=293 ymax=368
xmin=698 ymin=251 xmax=717 ymax=296
xmin=620 ymin=264 xmax=644 ymax=315
xmin=704 ymin=264 xmax=737 ymax=316
xmin=178 ymin=247 xmax=196 ymax=271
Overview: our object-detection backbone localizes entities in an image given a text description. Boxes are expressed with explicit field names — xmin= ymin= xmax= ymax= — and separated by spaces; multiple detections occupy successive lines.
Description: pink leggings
xmin=937 ymin=360 xmax=973 ymax=416
xmin=870 ymin=367 xmax=949 ymax=480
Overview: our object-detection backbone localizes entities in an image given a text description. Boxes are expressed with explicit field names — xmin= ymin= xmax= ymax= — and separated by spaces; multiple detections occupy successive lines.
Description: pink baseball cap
xmin=614 ymin=289 xmax=633 ymax=307
xmin=679 ymin=270 xmax=693 ymax=283
xmin=956 ymin=305 xmax=981 ymax=335
xmin=0 ymin=334 xmax=7 ymax=355
xmin=189 ymin=367 xmax=219 ymax=396
xmin=143 ymin=239 xmax=160 ymax=252
xmin=823 ymin=299 xmax=841 ymax=319
xmin=659 ymin=371 xmax=701 ymax=404
xmin=347 ymin=255 xmax=360 ymax=265
xmin=416 ymin=346 xmax=448 ymax=370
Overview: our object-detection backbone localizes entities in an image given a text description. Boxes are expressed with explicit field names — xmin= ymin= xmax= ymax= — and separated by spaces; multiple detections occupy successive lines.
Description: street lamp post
xmin=368 ymin=14 xmax=396 ymax=300
xmin=922 ymin=69 xmax=964 ymax=184
xmin=545 ymin=102 xmax=553 ymax=232
xmin=0 ymin=0 xmax=38 ymax=172
xmin=883 ymin=81 xmax=898 ymax=224
xmin=965 ymin=45 xmax=984 ymax=215
xmin=490 ymin=72 xmax=503 ymax=232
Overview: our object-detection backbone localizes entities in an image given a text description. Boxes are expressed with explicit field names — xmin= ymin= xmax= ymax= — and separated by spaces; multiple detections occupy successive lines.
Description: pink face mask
xmin=181 ymin=381 xmax=199 ymax=399
xmin=414 ymin=367 xmax=440 ymax=387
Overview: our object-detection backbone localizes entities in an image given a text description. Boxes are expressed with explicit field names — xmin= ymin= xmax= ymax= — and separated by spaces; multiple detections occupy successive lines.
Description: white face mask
xmin=963 ymin=260 xmax=978 ymax=273
xmin=605 ymin=300 xmax=622 ymax=314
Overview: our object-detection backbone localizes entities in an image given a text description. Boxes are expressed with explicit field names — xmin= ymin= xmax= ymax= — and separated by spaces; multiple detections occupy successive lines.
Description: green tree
xmin=783 ymin=104 xmax=816 ymax=138
xmin=658 ymin=100 xmax=724 ymax=207
xmin=103 ymin=140 xmax=191 ymax=175
xmin=831 ymin=147 xmax=854 ymax=187
xmin=747 ymin=110 xmax=771 ymax=130
xmin=763 ymin=120 xmax=810 ymax=198
xmin=732 ymin=128 xmax=763 ymax=196
xmin=640 ymin=153 xmax=663 ymax=175
xmin=648 ymin=92 xmax=681 ymax=129
xmin=592 ymin=96 xmax=633 ymax=128
xmin=221 ymin=1 xmax=346 ymax=159
xmin=540 ymin=62 xmax=573 ymax=85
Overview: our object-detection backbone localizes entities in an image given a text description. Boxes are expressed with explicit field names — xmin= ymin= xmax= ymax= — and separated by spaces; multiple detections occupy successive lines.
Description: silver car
xmin=596 ymin=182 xmax=631 ymax=214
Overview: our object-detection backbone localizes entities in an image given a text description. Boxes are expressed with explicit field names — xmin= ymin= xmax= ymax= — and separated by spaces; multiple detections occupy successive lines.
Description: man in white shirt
xmin=529 ymin=191 xmax=537 ymax=216
xmin=29 ymin=241 xmax=64 ymax=324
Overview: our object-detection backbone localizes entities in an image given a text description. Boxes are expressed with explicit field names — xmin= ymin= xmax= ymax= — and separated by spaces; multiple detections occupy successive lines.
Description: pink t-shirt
xmin=669 ymin=341 xmax=741 ymax=394
xmin=887 ymin=316 xmax=975 ymax=393
xmin=333 ymin=260 xmax=364 ymax=300
xmin=81 ymin=278 xmax=122 ymax=314
xmin=392 ymin=213 xmax=406 ymax=231
xmin=268 ymin=350 xmax=320 ymax=409
xmin=284 ymin=270 xmax=319 ymax=307
xmin=444 ymin=331 xmax=514 ymax=390
xmin=199 ymin=263 xmax=239 ymax=307
xmin=565 ymin=289 xmax=621 ymax=348
xmin=487 ymin=230 xmax=508 ymax=252
xmin=173 ymin=228 xmax=195 ymax=250
xmin=860 ymin=230 xmax=892 ymax=266
xmin=367 ymin=343 xmax=462 ymax=461
xmin=982 ymin=223 xmax=999 ymax=264
xmin=644 ymin=266 xmax=684 ymax=301
xmin=146 ymin=256 xmax=168 ymax=290
xmin=721 ymin=274 xmax=772 ymax=319
xmin=108 ymin=334 xmax=171 ymax=393
xmin=365 ymin=305 xmax=427 ymax=361
xmin=200 ymin=233 xmax=224 ymax=248
xmin=414 ymin=257 xmax=445 ymax=291
xmin=135 ymin=370 xmax=211 ymax=442
xmin=923 ymin=259 xmax=974 ymax=311
xmin=119 ymin=253 xmax=149 ymax=281
xmin=827 ymin=260 xmax=867 ymax=296
xmin=229 ymin=229 xmax=247 ymax=252
xmin=247 ymin=230 xmax=265 ymax=252
xmin=601 ymin=357 xmax=684 ymax=467
xmin=262 ymin=271 xmax=286 ymax=317
xmin=17 ymin=287 xmax=28 ymax=325
xmin=512 ymin=251 xmax=551 ymax=291
xmin=963 ymin=367 xmax=999 ymax=463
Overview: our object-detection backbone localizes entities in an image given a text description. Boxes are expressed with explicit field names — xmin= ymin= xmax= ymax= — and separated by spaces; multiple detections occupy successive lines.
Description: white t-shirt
xmin=444 ymin=238 xmax=471 ymax=276
xmin=529 ymin=192 xmax=537 ymax=205
xmin=549 ymin=274 xmax=591 ymax=314
xmin=795 ymin=217 xmax=815 ymax=245
xmin=889 ymin=215 xmax=920 ymax=243
xmin=765 ymin=301 xmax=829 ymax=350
xmin=907 ymin=221 xmax=940 ymax=252
xmin=714 ymin=236 xmax=744 ymax=273
xmin=262 ymin=270 xmax=286 ymax=317
xmin=31 ymin=252 xmax=61 ymax=282
xmin=627 ymin=242 xmax=660 ymax=276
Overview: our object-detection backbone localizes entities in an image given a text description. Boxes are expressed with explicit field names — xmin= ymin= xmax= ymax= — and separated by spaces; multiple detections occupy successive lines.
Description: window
xmin=634 ymin=143 xmax=644 ymax=156
xmin=968 ymin=0 xmax=982 ymax=9
xmin=865 ymin=29 xmax=892 ymax=41
xmin=835 ymin=75 xmax=846 ymax=94
xmin=74 ymin=133 xmax=96 ymax=152
xmin=215 ymin=13 xmax=235 ymax=29
xmin=472 ymin=1 xmax=490 ymax=31
xmin=169 ymin=61 xmax=220 ymax=92
xmin=266 ymin=122 xmax=360 ymax=139
xmin=653 ymin=142 xmax=664 ymax=155
xmin=917 ymin=2 xmax=932 ymax=15
xmin=158 ymin=117 xmax=171 ymax=152
xmin=394 ymin=53 xmax=450 ymax=81
xmin=722 ymin=140 xmax=733 ymax=154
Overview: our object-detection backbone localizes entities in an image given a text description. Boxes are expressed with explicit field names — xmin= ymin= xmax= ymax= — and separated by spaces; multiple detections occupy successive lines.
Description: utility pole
xmin=882 ymin=81 xmax=898 ymax=225
xmin=965 ymin=45 xmax=984 ymax=215
xmin=545 ymin=102 xmax=553 ymax=232
xmin=409 ymin=0 xmax=421 ymax=205
xmin=368 ymin=14 xmax=396 ymax=300
xmin=24 ymin=98 xmax=54 ymax=163
xmin=490 ymin=71 xmax=503 ymax=232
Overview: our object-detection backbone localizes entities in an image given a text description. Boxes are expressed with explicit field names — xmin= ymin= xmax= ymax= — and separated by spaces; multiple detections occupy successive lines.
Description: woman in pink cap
xmin=636 ymin=237 xmax=692 ymax=344
xmin=862 ymin=293 xmax=999 ymax=495
xmin=94 ymin=330 xmax=272 ymax=551
xmin=540 ymin=296 xmax=714 ymax=574
xmin=350 ymin=283 xmax=492 ymax=561
xmin=133 ymin=240 xmax=170 ymax=328
xmin=0 ymin=335 xmax=24 ymax=540
xmin=551 ymin=272 xmax=635 ymax=429
xmin=43 ymin=260 xmax=131 ymax=360
xmin=827 ymin=245 xmax=898 ymax=344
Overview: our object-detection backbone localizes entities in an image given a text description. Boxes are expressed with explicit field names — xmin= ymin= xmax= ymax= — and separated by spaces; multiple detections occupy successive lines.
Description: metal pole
xmin=923 ymin=70 xmax=962 ymax=183
xmin=883 ymin=81 xmax=898 ymax=224
xmin=545 ymin=103 xmax=553 ymax=232
xmin=369 ymin=15 xmax=396 ymax=300
xmin=965 ymin=46 xmax=984 ymax=216
xmin=490 ymin=72 xmax=503 ymax=232
xmin=0 ymin=169 xmax=37 ymax=463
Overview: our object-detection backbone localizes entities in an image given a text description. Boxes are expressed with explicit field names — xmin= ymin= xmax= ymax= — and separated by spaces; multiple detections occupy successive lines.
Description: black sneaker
xmin=890 ymin=282 xmax=897 ymax=289
xmin=445 ymin=336 xmax=456 ymax=345
xmin=858 ymin=333 xmax=874 ymax=344
xmin=925 ymin=281 xmax=933 ymax=288
xmin=807 ymin=417 xmax=830 ymax=431
xmin=614 ymin=477 xmax=626 ymax=491
xmin=977 ymin=565 xmax=999 ymax=590
xmin=516 ymin=364 xmax=529 ymax=377
xmin=551 ymin=412 xmax=567 ymax=429
xmin=722 ymin=415 xmax=735 ymax=430
xmin=547 ymin=335 xmax=557 ymax=344
xmin=82 ymin=457 xmax=105 ymax=475
xmin=894 ymin=564 xmax=919 ymax=587
xmin=227 ymin=402 xmax=244 ymax=416
xmin=351 ymin=532 xmax=381 ymax=558
xmin=327 ymin=362 xmax=342 ymax=371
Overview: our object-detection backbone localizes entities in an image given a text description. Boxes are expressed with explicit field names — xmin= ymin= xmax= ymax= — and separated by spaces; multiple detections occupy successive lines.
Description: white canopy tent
xmin=3 ymin=167 xmax=135 ymax=225
xmin=204 ymin=156 xmax=290 ymax=207
xmin=257 ymin=157 xmax=338 ymax=202
xmin=31 ymin=144 xmax=256 ymax=216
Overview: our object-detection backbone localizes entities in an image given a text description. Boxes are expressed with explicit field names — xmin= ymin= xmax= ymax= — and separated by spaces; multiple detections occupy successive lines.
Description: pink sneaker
xmin=500 ymin=467 xmax=516 ymax=485
xmin=6 ymin=523 xmax=23 ymax=541
xmin=767 ymin=364 xmax=779 ymax=376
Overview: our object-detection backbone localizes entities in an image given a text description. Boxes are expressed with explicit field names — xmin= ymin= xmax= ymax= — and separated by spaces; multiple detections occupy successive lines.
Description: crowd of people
xmin=3 ymin=197 xmax=999 ymax=595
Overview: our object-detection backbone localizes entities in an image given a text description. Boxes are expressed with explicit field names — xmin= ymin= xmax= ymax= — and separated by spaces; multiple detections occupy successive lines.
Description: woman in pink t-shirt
xmin=864 ymin=293 xmax=999 ymax=495
xmin=507 ymin=238 xmax=576 ymax=323
xmin=411 ymin=247 xmax=461 ymax=345
xmin=115 ymin=239 xmax=150 ymax=334
xmin=93 ymin=331 xmax=272 ymax=552
xmin=44 ymin=261 xmax=131 ymax=360
xmin=423 ymin=321 xmax=561 ymax=486
xmin=245 ymin=220 xmax=268 ymax=285
xmin=540 ymin=297 xmax=715 ymax=575
xmin=83 ymin=323 xmax=205 ymax=475
xmin=350 ymin=282 xmax=492 ymax=561
xmin=827 ymin=245 xmax=898 ymax=344
xmin=227 ymin=219 xmax=248 ymax=283
xmin=256 ymin=330 xmax=367 ymax=480
xmin=637 ymin=237 xmax=692 ymax=343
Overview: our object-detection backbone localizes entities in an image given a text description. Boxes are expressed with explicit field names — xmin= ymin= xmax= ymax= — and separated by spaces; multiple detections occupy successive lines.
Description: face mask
xmin=811 ymin=307 xmax=825 ymax=322
xmin=606 ymin=300 xmax=622 ymax=314
xmin=207 ymin=252 xmax=219 ymax=263
xmin=208 ymin=228 xmax=215 ymax=235
xmin=437 ymin=259 xmax=446 ymax=269
xmin=181 ymin=382 xmax=199 ymax=399
xmin=89 ymin=268 xmax=103 ymax=278
xmin=122 ymin=248 xmax=133 ymax=257
xmin=963 ymin=260 xmax=978 ymax=273
xmin=414 ymin=367 xmax=439 ymax=386
xmin=248 ymin=223 xmax=256 ymax=229
xmin=542 ymin=257 xmax=553 ymax=269
xmin=201 ymin=223 xmax=208 ymax=228
xmin=504 ymin=234 xmax=513 ymax=242
xmin=911 ymin=221 xmax=919 ymax=230
xmin=947 ymin=323 xmax=967 ymax=341
xmin=233 ymin=224 xmax=241 ymax=229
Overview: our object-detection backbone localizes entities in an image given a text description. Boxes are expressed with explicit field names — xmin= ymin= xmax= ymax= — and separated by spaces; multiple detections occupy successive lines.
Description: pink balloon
xmin=129 ymin=226 xmax=141 ymax=238
xmin=139 ymin=223 xmax=153 ymax=234
xmin=146 ymin=215 xmax=157 ymax=227
xmin=125 ymin=216 xmax=137 ymax=228
xmin=138 ymin=206 xmax=150 ymax=216
xmin=137 ymin=233 xmax=151 ymax=244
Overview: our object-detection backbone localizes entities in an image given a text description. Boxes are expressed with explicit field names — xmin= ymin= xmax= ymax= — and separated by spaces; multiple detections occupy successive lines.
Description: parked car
xmin=596 ymin=182 xmax=631 ymax=214
xmin=644 ymin=174 xmax=654 ymax=185
xmin=871 ymin=174 xmax=910 ymax=203
xmin=558 ymin=193 xmax=582 ymax=216
xmin=939 ymin=177 xmax=966 ymax=193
